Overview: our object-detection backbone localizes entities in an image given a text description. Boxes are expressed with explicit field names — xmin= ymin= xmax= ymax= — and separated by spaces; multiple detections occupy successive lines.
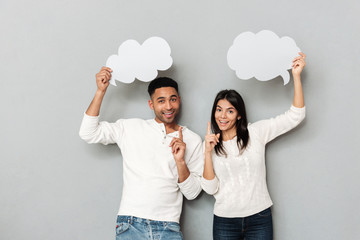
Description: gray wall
xmin=1 ymin=0 xmax=359 ymax=239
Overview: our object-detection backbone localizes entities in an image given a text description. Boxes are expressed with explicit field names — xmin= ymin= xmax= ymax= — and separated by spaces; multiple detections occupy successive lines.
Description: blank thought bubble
xmin=106 ymin=37 xmax=173 ymax=85
xmin=227 ymin=30 xmax=301 ymax=85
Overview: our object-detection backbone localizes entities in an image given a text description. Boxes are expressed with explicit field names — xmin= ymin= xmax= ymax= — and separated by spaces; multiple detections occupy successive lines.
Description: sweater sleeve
xmin=79 ymin=113 xmax=124 ymax=145
xmin=178 ymin=135 xmax=203 ymax=200
xmin=201 ymin=175 xmax=219 ymax=195
xmin=251 ymin=105 xmax=306 ymax=145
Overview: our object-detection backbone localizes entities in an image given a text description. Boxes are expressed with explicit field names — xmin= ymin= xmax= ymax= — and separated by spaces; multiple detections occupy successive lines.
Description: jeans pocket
xmin=258 ymin=208 xmax=272 ymax=217
xmin=116 ymin=222 xmax=130 ymax=235
xmin=166 ymin=222 xmax=181 ymax=233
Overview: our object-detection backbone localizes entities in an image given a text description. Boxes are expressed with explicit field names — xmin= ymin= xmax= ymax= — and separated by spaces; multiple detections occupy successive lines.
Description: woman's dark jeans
xmin=213 ymin=207 xmax=273 ymax=240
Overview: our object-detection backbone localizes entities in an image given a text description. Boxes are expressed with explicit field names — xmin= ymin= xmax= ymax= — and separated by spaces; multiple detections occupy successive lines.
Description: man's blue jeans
xmin=115 ymin=215 xmax=183 ymax=240
xmin=213 ymin=207 xmax=273 ymax=240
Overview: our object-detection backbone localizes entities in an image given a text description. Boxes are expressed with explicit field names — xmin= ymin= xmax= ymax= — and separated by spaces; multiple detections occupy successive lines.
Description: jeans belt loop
xmin=129 ymin=216 xmax=133 ymax=224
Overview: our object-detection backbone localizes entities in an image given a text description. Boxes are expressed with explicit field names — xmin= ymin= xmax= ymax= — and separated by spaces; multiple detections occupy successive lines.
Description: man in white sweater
xmin=79 ymin=67 xmax=203 ymax=240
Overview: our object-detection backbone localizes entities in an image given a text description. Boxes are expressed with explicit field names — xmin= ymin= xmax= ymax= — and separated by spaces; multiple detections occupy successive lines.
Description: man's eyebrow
xmin=156 ymin=95 xmax=178 ymax=100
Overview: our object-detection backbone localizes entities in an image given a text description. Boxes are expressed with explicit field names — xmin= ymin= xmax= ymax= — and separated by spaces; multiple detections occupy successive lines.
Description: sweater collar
xmin=149 ymin=119 xmax=186 ymax=137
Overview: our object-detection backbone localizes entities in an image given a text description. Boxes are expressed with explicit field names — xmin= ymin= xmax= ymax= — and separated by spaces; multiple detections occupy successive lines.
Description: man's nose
xmin=165 ymin=100 xmax=172 ymax=109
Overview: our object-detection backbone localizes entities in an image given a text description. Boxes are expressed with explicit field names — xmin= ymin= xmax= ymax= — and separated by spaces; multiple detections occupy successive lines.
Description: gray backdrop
xmin=1 ymin=0 xmax=359 ymax=239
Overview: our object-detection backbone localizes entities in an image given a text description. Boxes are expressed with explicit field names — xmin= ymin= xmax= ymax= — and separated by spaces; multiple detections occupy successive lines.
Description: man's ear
xmin=178 ymin=96 xmax=181 ymax=104
xmin=148 ymin=99 xmax=154 ymax=110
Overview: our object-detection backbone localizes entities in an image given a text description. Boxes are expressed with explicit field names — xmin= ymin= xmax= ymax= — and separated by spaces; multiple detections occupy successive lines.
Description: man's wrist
xmin=175 ymin=158 xmax=186 ymax=164
xmin=96 ymin=89 xmax=106 ymax=96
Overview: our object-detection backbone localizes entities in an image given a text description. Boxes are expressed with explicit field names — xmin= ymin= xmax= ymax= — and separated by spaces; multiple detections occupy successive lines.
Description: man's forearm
xmin=86 ymin=89 xmax=106 ymax=116
xmin=176 ymin=160 xmax=190 ymax=183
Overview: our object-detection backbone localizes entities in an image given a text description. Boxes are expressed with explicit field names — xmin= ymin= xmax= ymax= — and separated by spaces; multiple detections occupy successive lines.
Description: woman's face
xmin=215 ymin=99 xmax=240 ymax=134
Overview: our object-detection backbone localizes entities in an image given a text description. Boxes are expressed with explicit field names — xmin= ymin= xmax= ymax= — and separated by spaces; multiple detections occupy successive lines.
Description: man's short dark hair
xmin=147 ymin=77 xmax=179 ymax=97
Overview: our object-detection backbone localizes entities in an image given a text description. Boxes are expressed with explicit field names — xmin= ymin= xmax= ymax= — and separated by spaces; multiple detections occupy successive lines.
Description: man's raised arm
xmin=79 ymin=67 xmax=123 ymax=145
xmin=86 ymin=67 xmax=112 ymax=116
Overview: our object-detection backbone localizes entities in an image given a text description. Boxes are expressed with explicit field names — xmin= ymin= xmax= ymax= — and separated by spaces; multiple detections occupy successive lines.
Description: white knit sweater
xmin=201 ymin=105 xmax=306 ymax=217
xmin=79 ymin=115 xmax=203 ymax=223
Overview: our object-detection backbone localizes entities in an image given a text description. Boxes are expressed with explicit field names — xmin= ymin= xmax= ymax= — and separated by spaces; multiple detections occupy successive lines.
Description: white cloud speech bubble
xmin=227 ymin=30 xmax=301 ymax=85
xmin=106 ymin=37 xmax=173 ymax=85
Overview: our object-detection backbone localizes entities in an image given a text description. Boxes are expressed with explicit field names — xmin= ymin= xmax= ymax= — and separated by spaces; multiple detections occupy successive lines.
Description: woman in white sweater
xmin=201 ymin=53 xmax=306 ymax=240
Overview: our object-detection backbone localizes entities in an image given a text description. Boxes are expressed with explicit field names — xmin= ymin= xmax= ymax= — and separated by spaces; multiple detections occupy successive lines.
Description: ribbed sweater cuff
xmin=201 ymin=176 xmax=219 ymax=195
xmin=178 ymin=174 xmax=201 ymax=199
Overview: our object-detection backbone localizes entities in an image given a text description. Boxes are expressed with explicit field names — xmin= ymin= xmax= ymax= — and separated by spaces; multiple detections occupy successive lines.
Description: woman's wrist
xmin=205 ymin=150 xmax=212 ymax=155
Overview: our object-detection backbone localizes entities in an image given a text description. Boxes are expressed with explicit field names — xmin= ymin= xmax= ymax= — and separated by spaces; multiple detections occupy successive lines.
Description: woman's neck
xmin=221 ymin=128 xmax=237 ymax=141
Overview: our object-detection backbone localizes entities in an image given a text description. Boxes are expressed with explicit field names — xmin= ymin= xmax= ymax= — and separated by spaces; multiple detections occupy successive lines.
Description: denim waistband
xmin=117 ymin=215 xmax=177 ymax=226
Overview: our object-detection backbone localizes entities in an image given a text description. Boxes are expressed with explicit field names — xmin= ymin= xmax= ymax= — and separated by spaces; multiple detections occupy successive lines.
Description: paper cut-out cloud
xmin=227 ymin=30 xmax=301 ymax=85
xmin=106 ymin=37 xmax=173 ymax=85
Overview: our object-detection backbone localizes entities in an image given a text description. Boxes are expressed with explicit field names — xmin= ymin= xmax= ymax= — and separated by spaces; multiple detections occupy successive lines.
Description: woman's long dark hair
xmin=211 ymin=90 xmax=249 ymax=157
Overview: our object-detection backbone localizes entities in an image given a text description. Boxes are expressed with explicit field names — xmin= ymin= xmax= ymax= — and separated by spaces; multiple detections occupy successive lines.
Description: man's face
xmin=148 ymin=87 xmax=181 ymax=124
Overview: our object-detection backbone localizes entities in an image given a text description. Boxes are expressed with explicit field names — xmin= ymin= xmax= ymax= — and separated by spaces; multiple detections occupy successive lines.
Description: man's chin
xmin=158 ymin=116 xmax=176 ymax=124
xmin=163 ymin=118 xmax=176 ymax=124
